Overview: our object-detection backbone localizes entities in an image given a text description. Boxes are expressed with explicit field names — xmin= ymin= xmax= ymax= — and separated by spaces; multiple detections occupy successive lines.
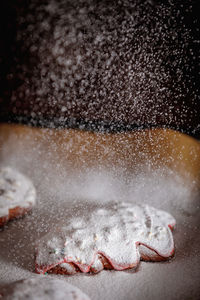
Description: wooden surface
xmin=0 ymin=123 xmax=200 ymax=183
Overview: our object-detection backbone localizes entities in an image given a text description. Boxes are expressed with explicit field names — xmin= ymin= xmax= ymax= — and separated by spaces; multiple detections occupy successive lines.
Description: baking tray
xmin=0 ymin=123 xmax=200 ymax=299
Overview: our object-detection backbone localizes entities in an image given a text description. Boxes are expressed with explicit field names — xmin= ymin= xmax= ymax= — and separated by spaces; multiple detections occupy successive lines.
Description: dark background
xmin=0 ymin=0 xmax=199 ymax=136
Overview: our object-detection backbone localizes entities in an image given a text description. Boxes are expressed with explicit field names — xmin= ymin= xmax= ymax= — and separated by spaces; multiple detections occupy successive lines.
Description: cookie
xmin=0 ymin=167 xmax=36 ymax=226
xmin=35 ymin=202 xmax=176 ymax=274
xmin=1 ymin=277 xmax=90 ymax=300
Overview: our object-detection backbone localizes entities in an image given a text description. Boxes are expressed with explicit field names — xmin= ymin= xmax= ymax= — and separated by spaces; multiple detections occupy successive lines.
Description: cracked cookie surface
xmin=1 ymin=277 xmax=90 ymax=300
xmin=35 ymin=202 xmax=175 ymax=274
xmin=0 ymin=167 xmax=36 ymax=226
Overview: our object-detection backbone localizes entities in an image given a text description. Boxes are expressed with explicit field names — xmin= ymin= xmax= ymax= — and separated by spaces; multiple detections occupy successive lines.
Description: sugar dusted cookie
xmin=1 ymin=277 xmax=90 ymax=300
xmin=35 ymin=202 xmax=176 ymax=275
xmin=0 ymin=167 xmax=36 ymax=226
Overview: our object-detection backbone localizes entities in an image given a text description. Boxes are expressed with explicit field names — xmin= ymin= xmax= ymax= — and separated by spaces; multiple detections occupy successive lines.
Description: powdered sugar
xmin=36 ymin=202 xmax=175 ymax=274
xmin=0 ymin=125 xmax=200 ymax=299
xmin=0 ymin=167 xmax=36 ymax=218
xmin=1 ymin=276 xmax=90 ymax=300
xmin=2 ymin=0 xmax=198 ymax=130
